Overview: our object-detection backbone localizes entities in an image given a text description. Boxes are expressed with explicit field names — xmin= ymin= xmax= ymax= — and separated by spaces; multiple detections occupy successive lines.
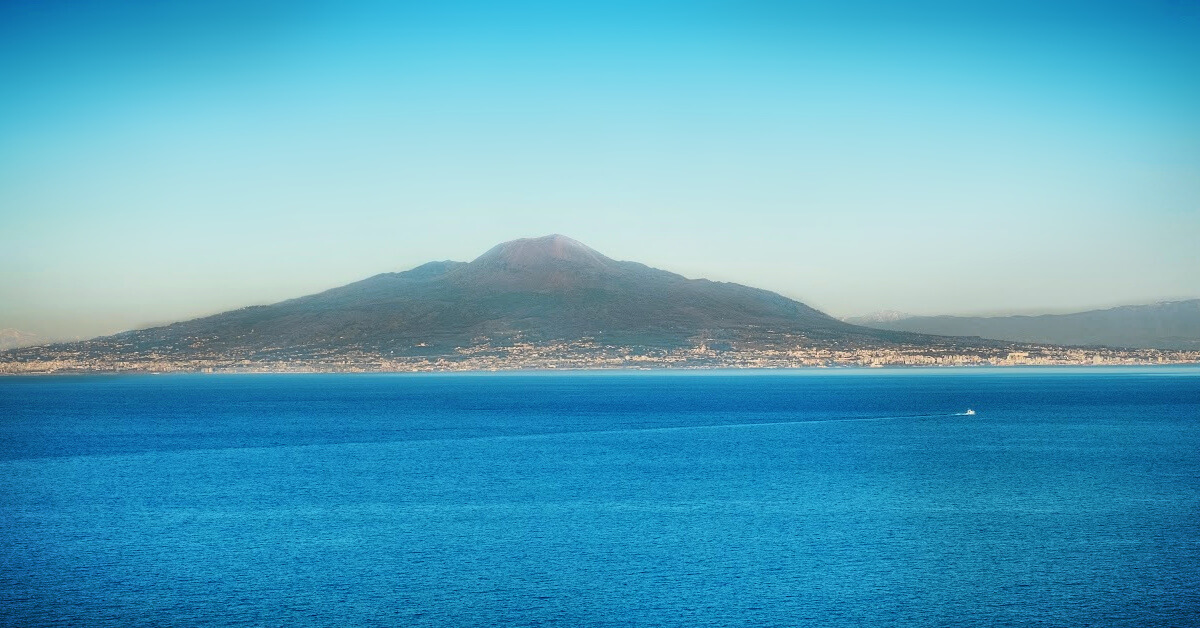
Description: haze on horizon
xmin=2 ymin=0 xmax=1197 ymax=341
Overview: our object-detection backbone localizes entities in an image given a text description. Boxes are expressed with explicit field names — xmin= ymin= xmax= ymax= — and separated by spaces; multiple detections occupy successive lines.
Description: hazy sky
xmin=2 ymin=0 xmax=1198 ymax=339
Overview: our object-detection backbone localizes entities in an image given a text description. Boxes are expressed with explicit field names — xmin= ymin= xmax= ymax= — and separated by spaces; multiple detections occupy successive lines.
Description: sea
xmin=1 ymin=367 xmax=1198 ymax=627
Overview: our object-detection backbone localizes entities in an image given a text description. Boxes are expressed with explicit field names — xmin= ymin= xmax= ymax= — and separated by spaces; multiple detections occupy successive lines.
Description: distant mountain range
xmin=846 ymin=300 xmax=1200 ymax=350
xmin=67 ymin=234 xmax=942 ymax=359
xmin=0 ymin=329 xmax=41 ymax=351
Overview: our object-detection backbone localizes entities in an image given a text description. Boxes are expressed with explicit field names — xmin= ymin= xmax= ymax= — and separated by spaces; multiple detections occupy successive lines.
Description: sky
xmin=2 ymin=0 xmax=1198 ymax=340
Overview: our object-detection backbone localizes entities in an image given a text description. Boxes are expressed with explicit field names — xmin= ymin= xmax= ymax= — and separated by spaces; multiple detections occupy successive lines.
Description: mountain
xmin=852 ymin=300 xmax=1200 ymax=350
xmin=0 ymin=329 xmax=42 ymax=350
xmin=6 ymin=234 xmax=990 ymax=368
xmin=844 ymin=310 xmax=913 ymax=325
xmin=7 ymin=235 xmax=1194 ymax=373
xmin=83 ymin=234 xmax=939 ymax=357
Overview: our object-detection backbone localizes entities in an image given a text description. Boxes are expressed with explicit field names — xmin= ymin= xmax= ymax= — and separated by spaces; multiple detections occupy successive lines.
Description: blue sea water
xmin=1 ymin=367 xmax=1198 ymax=627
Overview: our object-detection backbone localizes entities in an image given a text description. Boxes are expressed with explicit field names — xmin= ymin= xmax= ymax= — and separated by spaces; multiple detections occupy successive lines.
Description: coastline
xmin=3 ymin=346 xmax=1198 ymax=376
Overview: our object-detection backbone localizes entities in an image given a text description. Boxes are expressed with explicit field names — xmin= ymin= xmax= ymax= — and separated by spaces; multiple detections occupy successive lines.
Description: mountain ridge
xmin=0 ymin=329 xmax=42 ymax=351
xmin=849 ymin=299 xmax=1200 ymax=350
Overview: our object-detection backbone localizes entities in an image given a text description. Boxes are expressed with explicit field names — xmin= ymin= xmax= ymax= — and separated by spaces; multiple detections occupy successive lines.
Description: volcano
xmin=20 ymin=235 xmax=945 ymax=359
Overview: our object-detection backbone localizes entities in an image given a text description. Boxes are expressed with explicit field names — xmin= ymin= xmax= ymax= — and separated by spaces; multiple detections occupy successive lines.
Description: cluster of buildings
xmin=2 ymin=338 xmax=1196 ymax=375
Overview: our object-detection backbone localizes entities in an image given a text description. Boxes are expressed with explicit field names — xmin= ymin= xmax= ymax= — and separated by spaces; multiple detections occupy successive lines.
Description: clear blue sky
xmin=2 ymin=0 xmax=1198 ymax=339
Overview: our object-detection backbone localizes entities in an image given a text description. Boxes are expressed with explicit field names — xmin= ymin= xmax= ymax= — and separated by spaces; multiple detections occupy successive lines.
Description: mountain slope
xmin=852 ymin=300 xmax=1200 ymax=350
xmin=0 ymin=329 xmax=42 ymax=350
xmin=58 ymin=235 xmax=940 ymax=358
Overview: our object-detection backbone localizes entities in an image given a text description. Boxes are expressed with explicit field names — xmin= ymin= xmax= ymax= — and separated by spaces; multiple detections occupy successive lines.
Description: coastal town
xmin=2 ymin=337 xmax=1196 ymax=374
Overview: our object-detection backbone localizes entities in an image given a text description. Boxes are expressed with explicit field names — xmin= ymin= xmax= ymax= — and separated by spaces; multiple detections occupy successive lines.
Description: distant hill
xmin=844 ymin=310 xmax=912 ymax=325
xmin=0 ymin=329 xmax=41 ymax=350
xmin=848 ymin=300 xmax=1200 ymax=350
xmin=11 ymin=235 xmax=959 ymax=362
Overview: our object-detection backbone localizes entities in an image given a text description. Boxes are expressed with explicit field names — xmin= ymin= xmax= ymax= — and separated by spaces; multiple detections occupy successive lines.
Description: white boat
xmin=963 ymin=409 xmax=976 ymax=416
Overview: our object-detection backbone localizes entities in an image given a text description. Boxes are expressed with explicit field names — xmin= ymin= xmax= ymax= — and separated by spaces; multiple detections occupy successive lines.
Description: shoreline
xmin=4 ymin=361 xmax=1199 ymax=377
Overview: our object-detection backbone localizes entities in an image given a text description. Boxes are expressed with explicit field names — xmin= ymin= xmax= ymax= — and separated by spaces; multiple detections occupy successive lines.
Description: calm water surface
xmin=1 ymin=368 xmax=1198 ymax=626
